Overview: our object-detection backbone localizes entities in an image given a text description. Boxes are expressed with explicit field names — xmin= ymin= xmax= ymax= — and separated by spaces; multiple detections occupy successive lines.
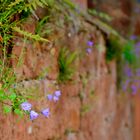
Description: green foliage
xmin=63 ymin=0 xmax=76 ymax=9
xmin=89 ymin=90 xmax=95 ymax=98
xmin=0 ymin=0 xmax=51 ymax=117
xmin=3 ymin=106 xmax=12 ymax=114
xmin=79 ymin=73 xmax=89 ymax=89
xmin=35 ymin=16 xmax=53 ymax=36
xmin=13 ymin=27 xmax=50 ymax=42
xmin=0 ymin=0 xmax=49 ymax=46
xmin=88 ymin=9 xmax=112 ymax=22
xmin=106 ymin=35 xmax=137 ymax=63
xmin=45 ymin=0 xmax=54 ymax=7
xmin=58 ymin=47 xmax=77 ymax=83
xmin=23 ymin=0 xmax=48 ymax=12
xmin=0 ymin=65 xmax=15 ymax=89
xmin=80 ymin=104 xmax=91 ymax=116
xmin=14 ymin=108 xmax=23 ymax=116
xmin=106 ymin=35 xmax=123 ymax=61
xmin=4 ymin=0 xmax=48 ymax=13
xmin=106 ymin=35 xmax=138 ymax=90
xmin=64 ymin=128 xmax=76 ymax=136
xmin=0 ymin=60 xmax=27 ymax=115
xmin=38 ymin=67 xmax=50 ymax=80
xmin=123 ymin=41 xmax=136 ymax=65
xmin=35 ymin=16 xmax=49 ymax=34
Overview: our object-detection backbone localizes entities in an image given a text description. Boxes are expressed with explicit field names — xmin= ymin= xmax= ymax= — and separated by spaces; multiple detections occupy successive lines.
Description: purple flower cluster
xmin=134 ymin=41 xmax=140 ymax=57
xmin=135 ymin=41 xmax=140 ymax=47
xmin=134 ymin=7 xmax=140 ymax=13
xmin=130 ymin=35 xmax=137 ymax=40
xmin=21 ymin=102 xmax=39 ymax=120
xmin=136 ymin=69 xmax=140 ymax=77
xmin=122 ymin=79 xmax=130 ymax=92
xmin=47 ymin=90 xmax=61 ymax=102
xmin=123 ymin=65 xmax=140 ymax=95
xmin=21 ymin=102 xmax=50 ymax=120
xmin=20 ymin=90 xmax=61 ymax=121
xmin=122 ymin=78 xmax=139 ymax=95
xmin=122 ymin=36 xmax=140 ymax=95
xmin=124 ymin=66 xmax=133 ymax=77
xmin=86 ymin=40 xmax=94 ymax=54
xmin=131 ymin=84 xmax=137 ymax=95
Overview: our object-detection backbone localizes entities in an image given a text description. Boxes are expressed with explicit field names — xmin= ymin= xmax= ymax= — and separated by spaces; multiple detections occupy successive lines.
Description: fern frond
xmin=8 ymin=0 xmax=24 ymax=9
xmin=35 ymin=16 xmax=50 ymax=34
xmin=24 ymin=0 xmax=48 ymax=12
xmin=12 ymin=27 xmax=50 ymax=42
xmin=63 ymin=0 xmax=75 ymax=9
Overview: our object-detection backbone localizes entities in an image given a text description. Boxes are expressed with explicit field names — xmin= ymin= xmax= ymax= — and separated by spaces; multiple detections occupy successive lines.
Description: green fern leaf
xmin=12 ymin=26 xmax=50 ymax=42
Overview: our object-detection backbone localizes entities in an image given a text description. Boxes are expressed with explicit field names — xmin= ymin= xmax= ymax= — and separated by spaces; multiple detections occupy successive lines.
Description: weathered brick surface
xmin=0 ymin=1 xmax=134 ymax=140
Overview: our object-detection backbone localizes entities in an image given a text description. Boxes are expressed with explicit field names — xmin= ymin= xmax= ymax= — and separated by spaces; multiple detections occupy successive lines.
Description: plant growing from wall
xmin=0 ymin=60 xmax=27 ymax=116
xmin=0 ymin=0 xmax=50 ymax=44
xmin=88 ymin=9 xmax=112 ymax=22
xmin=121 ymin=37 xmax=140 ymax=95
xmin=58 ymin=47 xmax=77 ymax=83
xmin=0 ymin=0 xmax=138 ymax=121
xmin=0 ymin=0 xmax=53 ymax=118
xmin=106 ymin=34 xmax=140 ymax=93
xmin=106 ymin=35 xmax=123 ymax=61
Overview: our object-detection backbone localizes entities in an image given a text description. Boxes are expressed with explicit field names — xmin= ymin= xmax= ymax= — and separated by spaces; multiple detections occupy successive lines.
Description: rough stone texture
xmin=0 ymin=1 xmax=134 ymax=140
xmin=12 ymin=40 xmax=59 ymax=81
xmin=88 ymin=0 xmax=134 ymax=35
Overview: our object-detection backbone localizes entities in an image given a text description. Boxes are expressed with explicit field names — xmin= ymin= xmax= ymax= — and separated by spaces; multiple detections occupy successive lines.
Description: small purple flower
xmin=136 ymin=68 xmax=140 ymax=77
xmin=21 ymin=102 xmax=32 ymax=111
xmin=122 ymin=79 xmax=130 ymax=91
xmin=135 ymin=42 xmax=140 ymax=55
xmin=135 ymin=41 xmax=140 ymax=47
xmin=134 ymin=7 xmax=140 ymax=13
xmin=130 ymin=35 xmax=137 ymax=40
xmin=131 ymin=85 xmax=137 ymax=95
xmin=47 ymin=94 xmax=53 ymax=101
xmin=124 ymin=67 xmax=133 ymax=77
xmin=87 ymin=41 xmax=94 ymax=47
xmin=86 ymin=48 xmax=92 ymax=54
xmin=30 ymin=110 xmax=39 ymax=120
xmin=41 ymin=108 xmax=50 ymax=118
xmin=54 ymin=90 xmax=61 ymax=97
xmin=135 ymin=47 xmax=140 ymax=52
xmin=53 ymin=95 xmax=59 ymax=102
